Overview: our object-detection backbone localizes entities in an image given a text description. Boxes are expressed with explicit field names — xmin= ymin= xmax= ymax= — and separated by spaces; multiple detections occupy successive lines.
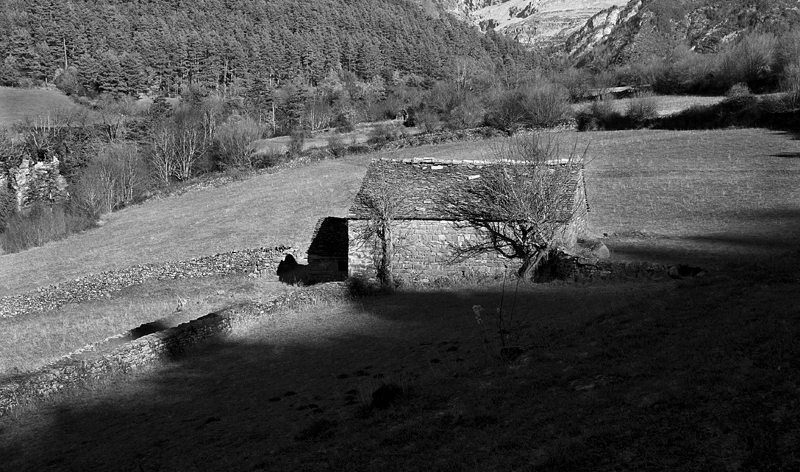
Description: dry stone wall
xmin=0 ymin=282 xmax=350 ymax=417
xmin=0 ymin=246 xmax=290 ymax=319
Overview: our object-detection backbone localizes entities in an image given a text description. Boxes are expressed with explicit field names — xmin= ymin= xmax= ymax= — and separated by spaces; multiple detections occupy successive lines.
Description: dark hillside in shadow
xmin=2 ymin=252 xmax=799 ymax=470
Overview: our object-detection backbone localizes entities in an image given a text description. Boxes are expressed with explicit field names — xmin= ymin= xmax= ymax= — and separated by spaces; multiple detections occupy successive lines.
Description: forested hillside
xmin=0 ymin=0 xmax=536 ymax=96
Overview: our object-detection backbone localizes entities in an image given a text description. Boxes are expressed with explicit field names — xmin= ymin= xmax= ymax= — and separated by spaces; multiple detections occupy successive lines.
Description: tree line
xmin=0 ymin=0 xmax=537 ymax=97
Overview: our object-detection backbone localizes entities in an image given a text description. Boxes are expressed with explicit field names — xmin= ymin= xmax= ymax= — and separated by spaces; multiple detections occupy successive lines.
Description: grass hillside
xmin=2 ymin=127 xmax=799 ymax=297
xmin=2 ymin=254 xmax=798 ymax=470
xmin=0 ymin=87 xmax=78 ymax=128
xmin=1 ymin=126 xmax=799 ymax=469
xmin=0 ymin=158 xmax=366 ymax=296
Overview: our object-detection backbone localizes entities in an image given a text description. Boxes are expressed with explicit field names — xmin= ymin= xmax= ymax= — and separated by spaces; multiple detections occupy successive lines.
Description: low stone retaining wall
xmin=0 ymin=282 xmax=350 ymax=417
xmin=0 ymin=246 xmax=291 ymax=319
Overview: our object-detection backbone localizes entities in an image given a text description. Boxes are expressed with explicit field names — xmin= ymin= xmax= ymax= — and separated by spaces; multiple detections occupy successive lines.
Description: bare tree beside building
xmin=441 ymin=133 xmax=588 ymax=279
xmin=351 ymin=167 xmax=409 ymax=288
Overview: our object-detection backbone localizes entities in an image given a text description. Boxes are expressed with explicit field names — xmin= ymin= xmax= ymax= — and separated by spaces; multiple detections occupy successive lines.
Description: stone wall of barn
xmin=349 ymin=219 xmax=512 ymax=282
xmin=350 ymin=210 xmax=588 ymax=283
xmin=565 ymin=170 xmax=589 ymax=246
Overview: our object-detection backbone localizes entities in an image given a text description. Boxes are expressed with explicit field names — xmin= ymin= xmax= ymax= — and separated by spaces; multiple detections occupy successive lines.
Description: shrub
xmin=654 ymin=103 xmax=720 ymax=130
xmin=288 ymin=128 xmax=306 ymax=157
xmin=654 ymin=95 xmax=800 ymax=131
xmin=0 ymin=202 xmax=95 ymax=253
xmin=445 ymin=98 xmax=485 ymax=130
xmin=776 ymin=30 xmax=800 ymax=97
xmin=625 ymin=92 xmax=659 ymax=127
xmin=70 ymin=143 xmax=148 ymax=219
xmin=0 ymin=185 xmax=17 ymax=232
xmin=575 ymin=97 xmax=626 ymax=131
xmin=252 ymin=148 xmax=287 ymax=168
xmin=70 ymin=165 xmax=113 ymax=220
xmin=520 ymin=82 xmax=572 ymax=128
xmin=484 ymin=90 xmax=528 ymax=135
xmin=726 ymin=83 xmax=753 ymax=98
xmin=331 ymin=108 xmax=357 ymax=133
xmin=717 ymin=33 xmax=778 ymax=92
xmin=779 ymin=63 xmax=800 ymax=111
xmin=346 ymin=143 xmax=372 ymax=154
xmin=1 ymin=202 xmax=66 ymax=252
xmin=367 ymin=123 xmax=402 ymax=145
xmin=327 ymin=132 xmax=348 ymax=158
xmin=554 ymin=67 xmax=593 ymax=101
xmin=214 ymin=116 xmax=263 ymax=169
xmin=415 ymin=109 xmax=442 ymax=133
xmin=653 ymin=46 xmax=718 ymax=95
xmin=485 ymin=83 xmax=571 ymax=134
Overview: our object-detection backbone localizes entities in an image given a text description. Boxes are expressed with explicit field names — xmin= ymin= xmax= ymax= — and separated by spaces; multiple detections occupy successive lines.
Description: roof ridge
xmin=373 ymin=157 xmax=582 ymax=167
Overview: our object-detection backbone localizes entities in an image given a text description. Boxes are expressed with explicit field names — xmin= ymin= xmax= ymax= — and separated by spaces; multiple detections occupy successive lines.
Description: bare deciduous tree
xmin=171 ymin=115 xmax=208 ymax=181
xmin=442 ymin=133 xmax=587 ymax=279
xmin=353 ymin=167 xmax=409 ymax=288
xmin=148 ymin=126 xmax=176 ymax=185
xmin=72 ymin=143 xmax=147 ymax=217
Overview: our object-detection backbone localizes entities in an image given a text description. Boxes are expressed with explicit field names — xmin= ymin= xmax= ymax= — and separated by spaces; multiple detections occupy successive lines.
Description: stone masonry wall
xmin=349 ymin=219 xmax=511 ymax=282
xmin=0 ymin=246 xmax=289 ymax=320
xmin=0 ymin=283 xmax=350 ymax=417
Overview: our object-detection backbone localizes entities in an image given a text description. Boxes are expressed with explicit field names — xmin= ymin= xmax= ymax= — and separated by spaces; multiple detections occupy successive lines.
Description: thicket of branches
xmin=559 ymin=29 xmax=800 ymax=98
xmin=352 ymin=167 xmax=409 ymax=288
xmin=441 ymin=133 xmax=587 ymax=279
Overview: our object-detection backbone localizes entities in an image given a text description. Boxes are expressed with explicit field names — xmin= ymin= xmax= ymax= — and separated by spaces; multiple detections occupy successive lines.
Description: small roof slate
xmin=348 ymin=158 xmax=586 ymax=221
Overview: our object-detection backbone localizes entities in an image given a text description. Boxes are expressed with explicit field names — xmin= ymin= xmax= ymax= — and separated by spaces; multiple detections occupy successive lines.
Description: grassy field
xmin=0 ymin=157 xmax=366 ymax=297
xmin=1 ymin=260 xmax=798 ymax=470
xmin=251 ymin=119 xmax=419 ymax=154
xmin=1 ymin=127 xmax=799 ymax=375
xmin=0 ymin=86 xmax=79 ymax=128
xmin=3 ymin=127 xmax=799 ymax=297
xmin=572 ymin=94 xmax=727 ymax=117
xmin=0 ymin=119 xmax=799 ymax=467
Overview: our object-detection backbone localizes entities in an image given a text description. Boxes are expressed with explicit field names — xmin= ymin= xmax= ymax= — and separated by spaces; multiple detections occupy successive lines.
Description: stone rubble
xmin=0 ymin=246 xmax=291 ymax=320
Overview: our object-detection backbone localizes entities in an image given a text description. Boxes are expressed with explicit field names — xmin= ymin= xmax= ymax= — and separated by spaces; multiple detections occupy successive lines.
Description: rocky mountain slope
xmin=431 ymin=0 xmax=629 ymax=48
xmin=566 ymin=0 xmax=800 ymax=65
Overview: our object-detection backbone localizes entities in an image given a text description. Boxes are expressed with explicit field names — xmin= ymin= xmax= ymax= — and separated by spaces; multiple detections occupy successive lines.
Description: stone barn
xmin=347 ymin=158 xmax=589 ymax=283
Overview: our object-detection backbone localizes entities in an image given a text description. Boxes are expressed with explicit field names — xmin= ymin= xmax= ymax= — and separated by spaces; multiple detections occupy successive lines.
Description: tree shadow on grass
xmin=3 ymin=248 xmax=800 ymax=470
xmin=771 ymin=151 xmax=800 ymax=158
xmin=0 ymin=281 xmax=666 ymax=471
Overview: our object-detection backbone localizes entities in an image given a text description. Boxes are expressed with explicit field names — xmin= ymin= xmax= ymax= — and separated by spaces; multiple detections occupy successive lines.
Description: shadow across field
xmin=0 ymin=282 xmax=666 ymax=471
xmin=772 ymin=151 xmax=800 ymax=158
xmin=3 ymin=257 xmax=800 ymax=470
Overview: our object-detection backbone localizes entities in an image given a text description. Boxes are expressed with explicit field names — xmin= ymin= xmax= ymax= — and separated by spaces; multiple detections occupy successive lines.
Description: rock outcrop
xmin=565 ymin=0 xmax=800 ymax=66
xmin=429 ymin=0 xmax=629 ymax=49
xmin=1 ymin=157 xmax=69 ymax=212
xmin=565 ymin=0 xmax=641 ymax=60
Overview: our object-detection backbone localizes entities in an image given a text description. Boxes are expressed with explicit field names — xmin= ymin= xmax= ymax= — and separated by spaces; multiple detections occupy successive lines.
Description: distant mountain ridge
xmin=566 ymin=0 xmax=800 ymax=66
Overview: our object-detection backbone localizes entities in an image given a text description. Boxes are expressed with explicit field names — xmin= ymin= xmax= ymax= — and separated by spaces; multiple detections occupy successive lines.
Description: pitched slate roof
xmin=349 ymin=158 xmax=587 ymax=220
